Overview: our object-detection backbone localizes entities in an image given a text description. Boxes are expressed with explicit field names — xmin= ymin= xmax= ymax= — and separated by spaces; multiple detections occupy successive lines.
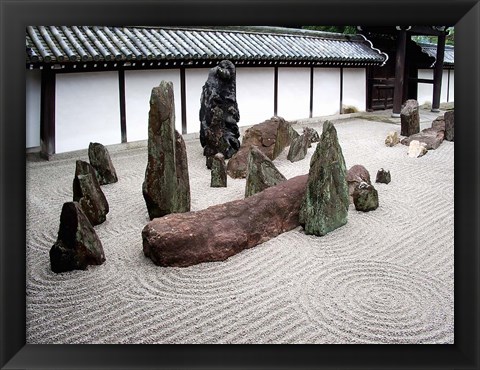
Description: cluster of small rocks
xmin=385 ymin=99 xmax=454 ymax=158
xmin=50 ymin=142 xmax=118 ymax=273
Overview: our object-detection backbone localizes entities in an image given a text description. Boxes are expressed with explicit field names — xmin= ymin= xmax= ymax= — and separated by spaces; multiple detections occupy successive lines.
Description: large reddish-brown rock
xmin=346 ymin=164 xmax=371 ymax=204
xmin=143 ymin=174 xmax=308 ymax=267
xmin=226 ymin=116 xmax=297 ymax=179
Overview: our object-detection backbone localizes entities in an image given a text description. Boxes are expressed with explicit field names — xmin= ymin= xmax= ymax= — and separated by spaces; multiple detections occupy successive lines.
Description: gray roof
xmin=26 ymin=26 xmax=387 ymax=67
xmin=417 ymin=42 xmax=454 ymax=66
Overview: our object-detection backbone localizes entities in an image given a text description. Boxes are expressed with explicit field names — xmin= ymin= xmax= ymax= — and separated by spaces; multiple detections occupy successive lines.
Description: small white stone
xmin=407 ymin=140 xmax=428 ymax=158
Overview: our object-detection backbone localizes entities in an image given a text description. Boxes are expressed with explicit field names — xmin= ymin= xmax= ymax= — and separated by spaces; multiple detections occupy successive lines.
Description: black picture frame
xmin=1 ymin=0 xmax=479 ymax=369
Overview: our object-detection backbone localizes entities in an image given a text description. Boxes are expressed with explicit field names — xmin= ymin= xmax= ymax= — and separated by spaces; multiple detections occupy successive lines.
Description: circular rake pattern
xmin=296 ymin=259 xmax=453 ymax=344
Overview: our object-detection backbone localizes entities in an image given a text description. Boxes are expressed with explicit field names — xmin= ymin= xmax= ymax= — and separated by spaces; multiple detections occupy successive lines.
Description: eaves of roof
xmin=416 ymin=42 xmax=455 ymax=66
xmin=26 ymin=26 xmax=387 ymax=69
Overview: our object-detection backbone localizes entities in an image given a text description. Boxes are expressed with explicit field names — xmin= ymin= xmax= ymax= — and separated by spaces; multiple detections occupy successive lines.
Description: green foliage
xmin=303 ymin=26 xmax=357 ymax=35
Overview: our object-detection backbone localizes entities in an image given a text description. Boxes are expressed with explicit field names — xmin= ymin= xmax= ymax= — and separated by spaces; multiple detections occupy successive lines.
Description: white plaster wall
xmin=343 ymin=68 xmax=366 ymax=112
xmin=125 ymin=69 xmax=182 ymax=142
xmin=236 ymin=67 xmax=275 ymax=126
xmin=448 ymin=70 xmax=454 ymax=102
xmin=277 ymin=67 xmax=311 ymax=120
xmin=185 ymin=68 xmax=210 ymax=134
xmin=26 ymin=70 xmax=42 ymax=148
xmin=312 ymin=68 xmax=341 ymax=116
xmin=417 ymin=69 xmax=434 ymax=105
xmin=56 ymin=71 xmax=120 ymax=153
xmin=441 ymin=70 xmax=449 ymax=103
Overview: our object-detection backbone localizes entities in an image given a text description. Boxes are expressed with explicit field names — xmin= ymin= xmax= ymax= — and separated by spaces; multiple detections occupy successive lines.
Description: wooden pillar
xmin=392 ymin=28 xmax=407 ymax=117
xmin=309 ymin=67 xmax=314 ymax=118
xmin=40 ymin=69 xmax=56 ymax=160
xmin=431 ymin=33 xmax=446 ymax=112
xmin=118 ymin=69 xmax=127 ymax=143
xmin=180 ymin=67 xmax=187 ymax=135
xmin=273 ymin=66 xmax=278 ymax=116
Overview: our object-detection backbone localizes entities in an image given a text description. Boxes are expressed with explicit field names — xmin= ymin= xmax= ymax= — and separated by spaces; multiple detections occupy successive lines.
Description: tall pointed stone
xmin=142 ymin=81 xmax=191 ymax=220
xmin=73 ymin=160 xmax=109 ymax=226
xmin=50 ymin=202 xmax=105 ymax=273
xmin=245 ymin=146 xmax=286 ymax=197
xmin=299 ymin=121 xmax=349 ymax=236
xmin=88 ymin=142 xmax=118 ymax=185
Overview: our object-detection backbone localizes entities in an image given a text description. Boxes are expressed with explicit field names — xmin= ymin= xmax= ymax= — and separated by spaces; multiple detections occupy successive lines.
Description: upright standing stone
xmin=73 ymin=160 xmax=109 ymax=226
xmin=299 ymin=121 xmax=349 ymax=236
xmin=199 ymin=60 xmax=241 ymax=168
xmin=287 ymin=134 xmax=310 ymax=163
xmin=211 ymin=153 xmax=227 ymax=188
xmin=444 ymin=110 xmax=454 ymax=141
xmin=400 ymin=99 xmax=420 ymax=137
xmin=49 ymin=202 xmax=105 ymax=273
xmin=142 ymin=81 xmax=191 ymax=220
xmin=272 ymin=117 xmax=300 ymax=159
xmin=245 ymin=146 xmax=286 ymax=197
xmin=88 ymin=142 xmax=118 ymax=185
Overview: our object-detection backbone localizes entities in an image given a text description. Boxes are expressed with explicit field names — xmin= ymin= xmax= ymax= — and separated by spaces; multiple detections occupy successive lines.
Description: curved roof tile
xmin=26 ymin=26 xmax=388 ymax=66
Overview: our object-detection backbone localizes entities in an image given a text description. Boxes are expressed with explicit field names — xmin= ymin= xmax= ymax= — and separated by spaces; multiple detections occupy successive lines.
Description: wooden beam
xmin=40 ymin=69 xmax=56 ymax=160
xmin=431 ymin=33 xmax=446 ymax=112
xmin=392 ymin=29 xmax=407 ymax=117
xmin=118 ymin=69 xmax=127 ymax=143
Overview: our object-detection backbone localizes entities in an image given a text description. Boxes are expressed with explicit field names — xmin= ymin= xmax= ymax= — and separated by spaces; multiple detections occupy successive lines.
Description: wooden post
xmin=180 ymin=67 xmax=187 ymax=135
xmin=339 ymin=67 xmax=343 ymax=114
xmin=40 ymin=69 xmax=56 ymax=160
xmin=431 ymin=33 xmax=446 ymax=112
xmin=309 ymin=67 xmax=314 ymax=118
xmin=274 ymin=66 xmax=278 ymax=116
xmin=118 ymin=69 xmax=127 ymax=143
xmin=392 ymin=28 xmax=407 ymax=117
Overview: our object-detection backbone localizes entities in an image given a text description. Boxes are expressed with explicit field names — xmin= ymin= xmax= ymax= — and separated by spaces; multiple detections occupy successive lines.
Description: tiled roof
xmin=417 ymin=42 xmax=454 ymax=66
xmin=26 ymin=26 xmax=387 ymax=67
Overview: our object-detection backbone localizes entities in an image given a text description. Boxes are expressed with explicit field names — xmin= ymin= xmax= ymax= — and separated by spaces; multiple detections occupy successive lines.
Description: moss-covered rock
xmin=245 ymin=146 xmax=286 ymax=197
xmin=50 ymin=202 xmax=105 ymax=273
xmin=299 ymin=121 xmax=349 ymax=236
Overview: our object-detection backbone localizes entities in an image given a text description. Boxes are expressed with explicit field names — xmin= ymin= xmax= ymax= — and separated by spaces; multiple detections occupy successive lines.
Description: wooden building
xmin=358 ymin=26 xmax=454 ymax=116
xmin=25 ymin=26 xmax=453 ymax=159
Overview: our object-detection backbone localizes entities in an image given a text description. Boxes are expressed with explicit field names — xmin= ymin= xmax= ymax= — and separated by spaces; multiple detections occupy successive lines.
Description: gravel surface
xmin=26 ymin=114 xmax=454 ymax=344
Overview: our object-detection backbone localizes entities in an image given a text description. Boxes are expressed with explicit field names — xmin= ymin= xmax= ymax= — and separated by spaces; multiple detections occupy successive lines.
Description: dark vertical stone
xmin=211 ymin=153 xmax=227 ymax=188
xmin=88 ymin=142 xmax=118 ymax=185
xmin=299 ymin=121 xmax=349 ymax=236
xmin=245 ymin=146 xmax=286 ymax=197
xmin=199 ymin=60 xmax=241 ymax=167
xmin=444 ymin=110 xmax=454 ymax=141
xmin=50 ymin=202 xmax=105 ymax=273
xmin=400 ymin=99 xmax=420 ymax=136
xmin=142 ymin=80 xmax=191 ymax=220
xmin=73 ymin=160 xmax=109 ymax=226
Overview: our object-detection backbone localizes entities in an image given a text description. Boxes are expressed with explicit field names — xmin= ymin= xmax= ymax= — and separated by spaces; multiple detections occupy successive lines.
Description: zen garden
xmin=25 ymin=26 xmax=454 ymax=345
